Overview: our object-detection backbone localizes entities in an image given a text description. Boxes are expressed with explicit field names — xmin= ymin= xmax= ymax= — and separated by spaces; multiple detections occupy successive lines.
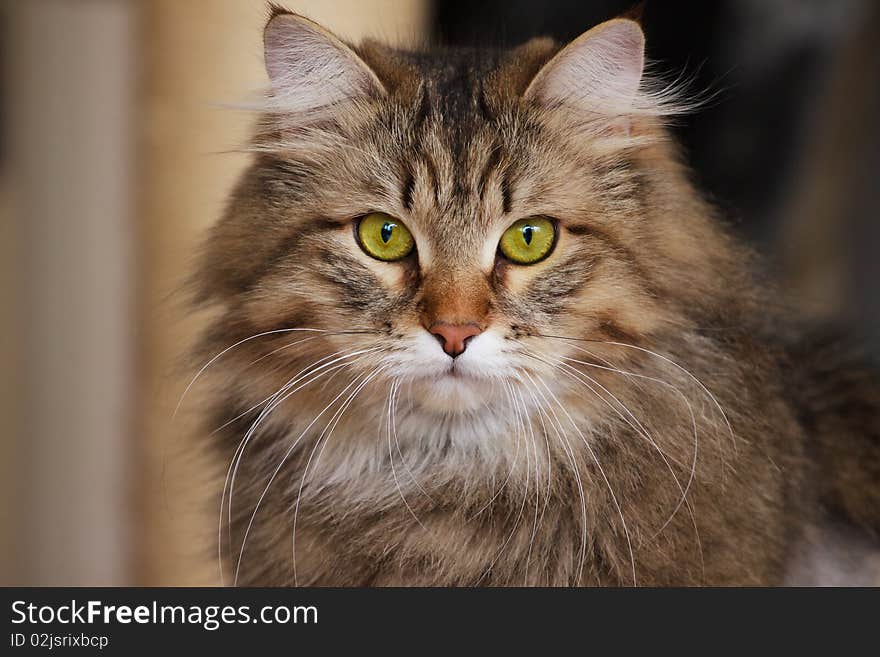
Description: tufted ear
xmin=263 ymin=10 xmax=385 ymax=115
xmin=524 ymin=18 xmax=645 ymax=117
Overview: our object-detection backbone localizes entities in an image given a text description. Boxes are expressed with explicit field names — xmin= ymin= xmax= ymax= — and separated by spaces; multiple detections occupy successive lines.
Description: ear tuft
xmin=266 ymin=2 xmax=292 ymax=21
xmin=525 ymin=19 xmax=645 ymax=116
xmin=263 ymin=11 xmax=384 ymax=115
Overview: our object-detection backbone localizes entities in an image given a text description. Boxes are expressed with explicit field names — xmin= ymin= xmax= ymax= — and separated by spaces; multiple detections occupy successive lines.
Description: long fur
xmin=187 ymin=10 xmax=880 ymax=586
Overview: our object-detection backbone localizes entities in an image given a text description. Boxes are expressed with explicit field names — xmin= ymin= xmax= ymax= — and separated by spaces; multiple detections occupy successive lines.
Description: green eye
xmin=498 ymin=216 xmax=556 ymax=264
xmin=357 ymin=212 xmax=415 ymax=261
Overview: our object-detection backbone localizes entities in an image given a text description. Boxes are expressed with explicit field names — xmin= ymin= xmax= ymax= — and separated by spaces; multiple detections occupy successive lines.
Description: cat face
xmin=197 ymin=13 xmax=713 ymax=423
xmin=193 ymin=13 xmax=777 ymax=587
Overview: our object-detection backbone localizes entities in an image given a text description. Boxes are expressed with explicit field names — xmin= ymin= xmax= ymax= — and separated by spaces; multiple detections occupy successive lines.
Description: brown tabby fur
xmin=190 ymin=8 xmax=880 ymax=586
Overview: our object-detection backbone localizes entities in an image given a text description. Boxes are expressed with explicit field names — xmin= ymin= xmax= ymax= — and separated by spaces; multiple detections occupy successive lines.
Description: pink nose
xmin=429 ymin=322 xmax=482 ymax=358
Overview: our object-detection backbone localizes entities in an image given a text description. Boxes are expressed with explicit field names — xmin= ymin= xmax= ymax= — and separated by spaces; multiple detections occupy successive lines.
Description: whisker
xmin=512 ymin=382 xmax=543 ymax=586
xmin=537 ymin=353 xmax=690 ymax=502
xmin=531 ymin=372 xmax=637 ymax=586
xmin=227 ymin=347 xmax=383 ymax=514
xmin=212 ymin=347 xmax=368 ymax=436
xmin=536 ymin=333 xmax=736 ymax=451
xmin=246 ymin=334 xmax=326 ymax=367
xmin=515 ymin=377 xmax=555 ymax=574
xmin=476 ymin=380 xmax=531 ymax=585
xmin=219 ymin=363 xmax=319 ymax=585
xmin=235 ymin=359 xmax=387 ymax=584
xmin=386 ymin=378 xmax=430 ymax=532
xmin=519 ymin=337 xmax=706 ymax=581
xmin=519 ymin=370 xmax=589 ymax=584
xmin=469 ymin=393 xmax=523 ymax=520
xmin=540 ymin=353 xmax=703 ymax=573
xmin=176 ymin=327 xmax=354 ymax=420
xmin=558 ymin=346 xmax=703 ymax=553
xmin=220 ymin=347 xmax=382 ymax=583
xmin=291 ymin=366 xmax=387 ymax=584
xmin=390 ymin=379 xmax=435 ymax=503
xmin=223 ymin=350 xmax=375 ymax=542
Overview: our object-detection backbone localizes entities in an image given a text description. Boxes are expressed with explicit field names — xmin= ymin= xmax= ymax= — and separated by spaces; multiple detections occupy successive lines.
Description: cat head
xmin=195 ymin=9 xmax=745 ymax=419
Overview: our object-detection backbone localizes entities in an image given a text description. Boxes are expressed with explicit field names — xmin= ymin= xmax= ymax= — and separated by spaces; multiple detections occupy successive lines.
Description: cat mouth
xmin=441 ymin=361 xmax=477 ymax=380
xmin=434 ymin=367 xmax=469 ymax=382
xmin=409 ymin=366 xmax=496 ymax=413
xmin=414 ymin=361 xmax=481 ymax=384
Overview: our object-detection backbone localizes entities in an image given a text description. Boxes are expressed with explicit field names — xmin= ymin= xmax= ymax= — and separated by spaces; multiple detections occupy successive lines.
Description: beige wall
xmin=2 ymin=0 xmax=137 ymax=585
xmin=139 ymin=0 xmax=429 ymax=585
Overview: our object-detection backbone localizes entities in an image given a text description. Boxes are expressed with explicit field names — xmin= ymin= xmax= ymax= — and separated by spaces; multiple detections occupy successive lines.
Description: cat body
xmin=192 ymin=9 xmax=879 ymax=586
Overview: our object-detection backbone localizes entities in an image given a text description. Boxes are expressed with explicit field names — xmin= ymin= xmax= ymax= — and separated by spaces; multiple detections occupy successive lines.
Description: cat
xmin=189 ymin=6 xmax=880 ymax=586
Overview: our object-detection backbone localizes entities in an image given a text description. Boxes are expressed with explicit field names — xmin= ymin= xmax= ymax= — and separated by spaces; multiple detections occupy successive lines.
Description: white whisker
xmin=219 ymin=346 xmax=382 ymax=584
xmin=386 ymin=378 xmax=430 ymax=532
xmin=532 ymin=372 xmax=637 ymax=586
xmin=519 ymin=370 xmax=589 ymax=584
xmin=476 ymin=380 xmax=531 ymax=585
xmin=558 ymin=345 xmax=703 ymax=557
xmin=291 ymin=366 xmax=388 ymax=584
xmin=234 ymin=358 xmax=387 ymax=585
xmin=176 ymin=328 xmax=334 ymax=421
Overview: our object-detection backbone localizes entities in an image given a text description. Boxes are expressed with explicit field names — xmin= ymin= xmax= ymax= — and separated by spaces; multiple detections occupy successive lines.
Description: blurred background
xmin=0 ymin=0 xmax=877 ymax=585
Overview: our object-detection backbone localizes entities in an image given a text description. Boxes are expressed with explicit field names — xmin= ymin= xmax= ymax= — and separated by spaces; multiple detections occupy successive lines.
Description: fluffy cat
xmin=189 ymin=7 xmax=880 ymax=585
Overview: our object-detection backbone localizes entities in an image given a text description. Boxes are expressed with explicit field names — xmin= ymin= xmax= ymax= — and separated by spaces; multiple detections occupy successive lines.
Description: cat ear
xmin=524 ymin=18 xmax=645 ymax=117
xmin=263 ymin=10 xmax=385 ymax=115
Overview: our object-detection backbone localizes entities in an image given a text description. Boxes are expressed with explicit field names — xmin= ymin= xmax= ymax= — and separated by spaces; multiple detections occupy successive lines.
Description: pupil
xmin=381 ymin=222 xmax=393 ymax=243
xmin=522 ymin=225 xmax=533 ymax=245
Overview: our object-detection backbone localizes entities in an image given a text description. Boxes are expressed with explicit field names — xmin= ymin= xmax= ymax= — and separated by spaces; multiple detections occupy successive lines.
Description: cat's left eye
xmin=356 ymin=212 xmax=415 ymax=262
xmin=498 ymin=216 xmax=557 ymax=265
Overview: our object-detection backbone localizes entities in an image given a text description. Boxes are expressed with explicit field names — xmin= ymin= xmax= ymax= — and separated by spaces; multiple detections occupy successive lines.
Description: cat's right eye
xmin=356 ymin=212 xmax=415 ymax=262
